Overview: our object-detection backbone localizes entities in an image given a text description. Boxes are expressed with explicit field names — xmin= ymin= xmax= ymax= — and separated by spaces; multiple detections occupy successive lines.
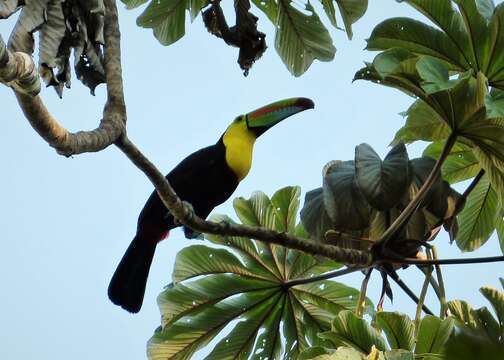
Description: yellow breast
xmin=223 ymin=121 xmax=256 ymax=181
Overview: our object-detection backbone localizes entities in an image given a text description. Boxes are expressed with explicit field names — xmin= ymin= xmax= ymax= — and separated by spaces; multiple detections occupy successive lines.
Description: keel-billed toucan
xmin=108 ymin=98 xmax=314 ymax=313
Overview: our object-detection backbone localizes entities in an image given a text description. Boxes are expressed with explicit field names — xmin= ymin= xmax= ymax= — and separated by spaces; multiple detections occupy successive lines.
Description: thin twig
xmin=417 ymin=266 xmax=442 ymax=300
xmin=382 ymin=255 xmax=504 ymax=266
xmin=386 ymin=269 xmax=434 ymax=315
xmin=430 ymin=246 xmax=447 ymax=318
xmin=356 ymin=268 xmax=373 ymax=317
xmin=415 ymin=250 xmax=432 ymax=334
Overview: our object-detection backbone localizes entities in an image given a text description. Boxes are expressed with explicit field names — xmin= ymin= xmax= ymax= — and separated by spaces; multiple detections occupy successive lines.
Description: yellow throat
xmin=223 ymin=120 xmax=256 ymax=181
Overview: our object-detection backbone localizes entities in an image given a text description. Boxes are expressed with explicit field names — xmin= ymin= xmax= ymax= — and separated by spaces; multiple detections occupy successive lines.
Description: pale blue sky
xmin=0 ymin=1 xmax=502 ymax=359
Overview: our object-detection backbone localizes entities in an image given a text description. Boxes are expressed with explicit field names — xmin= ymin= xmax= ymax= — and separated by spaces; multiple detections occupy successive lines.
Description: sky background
xmin=1 ymin=1 xmax=503 ymax=359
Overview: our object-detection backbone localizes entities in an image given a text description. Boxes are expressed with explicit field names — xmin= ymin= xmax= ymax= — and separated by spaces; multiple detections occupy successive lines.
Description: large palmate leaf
xmin=149 ymin=187 xmax=370 ymax=360
xmin=367 ymin=0 xmax=504 ymax=89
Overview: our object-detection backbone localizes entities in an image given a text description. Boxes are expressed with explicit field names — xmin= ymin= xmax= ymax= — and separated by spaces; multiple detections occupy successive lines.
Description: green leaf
xmin=480 ymin=286 xmax=504 ymax=330
xmin=157 ymin=274 xmax=277 ymax=326
xmin=447 ymin=299 xmax=484 ymax=329
xmin=148 ymin=289 xmax=278 ymax=360
xmin=299 ymin=346 xmax=334 ymax=360
xmin=300 ymin=187 xmax=335 ymax=241
xmin=275 ymin=1 xmax=335 ymax=76
xmin=292 ymin=281 xmax=370 ymax=326
xmin=251 ymin=0 xmax=278 ymax=23
xmin=234 ymin=190 xmax=283 ymax=279
xmin=335 ymin=0 xmax=368 ymax=39
xmin=366 ymin=16 xmax=468 ymax=70
xmin=121 ymin=0 xmax=149 ymax=9
xmin=476 ymin=0 xmax=495 ymax=19
xmin=375 ymin=312 xmax=415 ymax=351
xmin=415 ymin=315 xmax=454 ymax=355
xmin=496 ymin=217 xmax=504 ymax=254
xmin=454 ymin=0 xmax=493 ymax=73
xmin=355 ymin=143 xmax=410 ymax=210
xmin=423 ymin=141 xmax=481 ymax=183
xmin=447 ymin=299 xmax=501 ymax=342
xmin=323 ymin=161 xmax=371 ymax=230
xmin=320 ymin=0 xmax=337 ymax=28
xmin=306 ymin=347 xmax=366 ymax=360
xmin=486 ymin=89 xmax=504 ymax=117
xmin=172 ymin=245 xmax=265 ymax=283
xmin=392 ymin=100 xmax=451 ymax=145
xmin=136 ymin=0 xmax=207 ymax=46
xmin=367 ymin=0 xmax=504 ymax=89
xmin=204 ymin=292 xmax=283 ymax=360
xmin=456 ymin=174 xmax=499 ymax=251
xmin=416 ymin=56 xmax=460 ymax=93
xmin=472 ymin=147 xmax=504 ymax=204
xmin=321 ymin=310 xmax=388 ymax=354
xmin=383 ymin=350 xmax=414 ymax=360
xmin=401 ymin=0 xmax=475 ymax=68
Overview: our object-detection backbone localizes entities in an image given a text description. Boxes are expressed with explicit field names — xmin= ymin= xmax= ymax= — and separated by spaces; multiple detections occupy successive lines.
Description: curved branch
xmin=2 ymin=0 xmax=125 ymax=156
xmin=0 ymin=35 xmax=40 ymax=96
xmin=115 ymin=135 xmax=374 ymax=266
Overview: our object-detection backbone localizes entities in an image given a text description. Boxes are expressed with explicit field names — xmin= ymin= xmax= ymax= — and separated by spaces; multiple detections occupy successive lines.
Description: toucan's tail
xmin=108 ymin=234 xmax=157 ymax=313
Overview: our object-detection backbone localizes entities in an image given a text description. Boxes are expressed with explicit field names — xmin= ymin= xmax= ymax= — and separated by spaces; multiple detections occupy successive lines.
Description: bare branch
xmin=381 ymin=255 xmax=504 ymax=266
xmin=2 ymin=0 xmax=125 ymax=156
xmin=115 ymin=135 xmax=374 ymax=265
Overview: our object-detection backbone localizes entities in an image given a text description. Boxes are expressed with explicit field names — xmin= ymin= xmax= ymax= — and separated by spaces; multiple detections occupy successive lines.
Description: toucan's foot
xmin=183 ymin=226 xmax=203 ymax=240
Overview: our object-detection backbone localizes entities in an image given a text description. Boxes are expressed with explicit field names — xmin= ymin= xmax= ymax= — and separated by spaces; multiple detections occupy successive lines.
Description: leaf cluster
xmin=301 ymin=311 xmax=454 ymax=360
xmin=300 ymin=143 xmax=462 ymax=257
xmin=120 ymin=0 xmax=368 ymax=76
xmin=1 ymin=0 xmax=106 ymax=96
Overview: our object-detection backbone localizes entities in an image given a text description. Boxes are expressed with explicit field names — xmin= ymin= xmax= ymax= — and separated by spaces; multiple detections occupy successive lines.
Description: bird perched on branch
xmin=108 ymin=97 xmax=314 ymax=313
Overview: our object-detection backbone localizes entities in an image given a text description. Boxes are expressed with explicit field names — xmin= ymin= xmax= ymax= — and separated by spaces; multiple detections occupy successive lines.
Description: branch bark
xmin=0 ymin=35 xmax=39 ymax=96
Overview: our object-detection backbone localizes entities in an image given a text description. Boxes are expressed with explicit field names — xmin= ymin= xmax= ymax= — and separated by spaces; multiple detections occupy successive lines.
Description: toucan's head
xmin=226 ymin=97 xmax=315 ymax=139
xmin=222 ymin=97 xmax=314 ymax=181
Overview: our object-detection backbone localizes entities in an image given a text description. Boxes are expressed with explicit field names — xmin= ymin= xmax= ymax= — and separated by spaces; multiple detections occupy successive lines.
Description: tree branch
xmin=115 ymin=135 xmax=373 ymax=265
xmin=381 ymin=255 xmax=504 ymax=266
xmin=0 ymin=35 xmax=39 ymax=96
xmin=2 ymin=0 xmax=125 ymax=156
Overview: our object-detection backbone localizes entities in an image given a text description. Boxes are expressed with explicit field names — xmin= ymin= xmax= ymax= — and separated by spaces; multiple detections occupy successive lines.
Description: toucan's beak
xmin=246 ymin=97 xmax=315 ymax=137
